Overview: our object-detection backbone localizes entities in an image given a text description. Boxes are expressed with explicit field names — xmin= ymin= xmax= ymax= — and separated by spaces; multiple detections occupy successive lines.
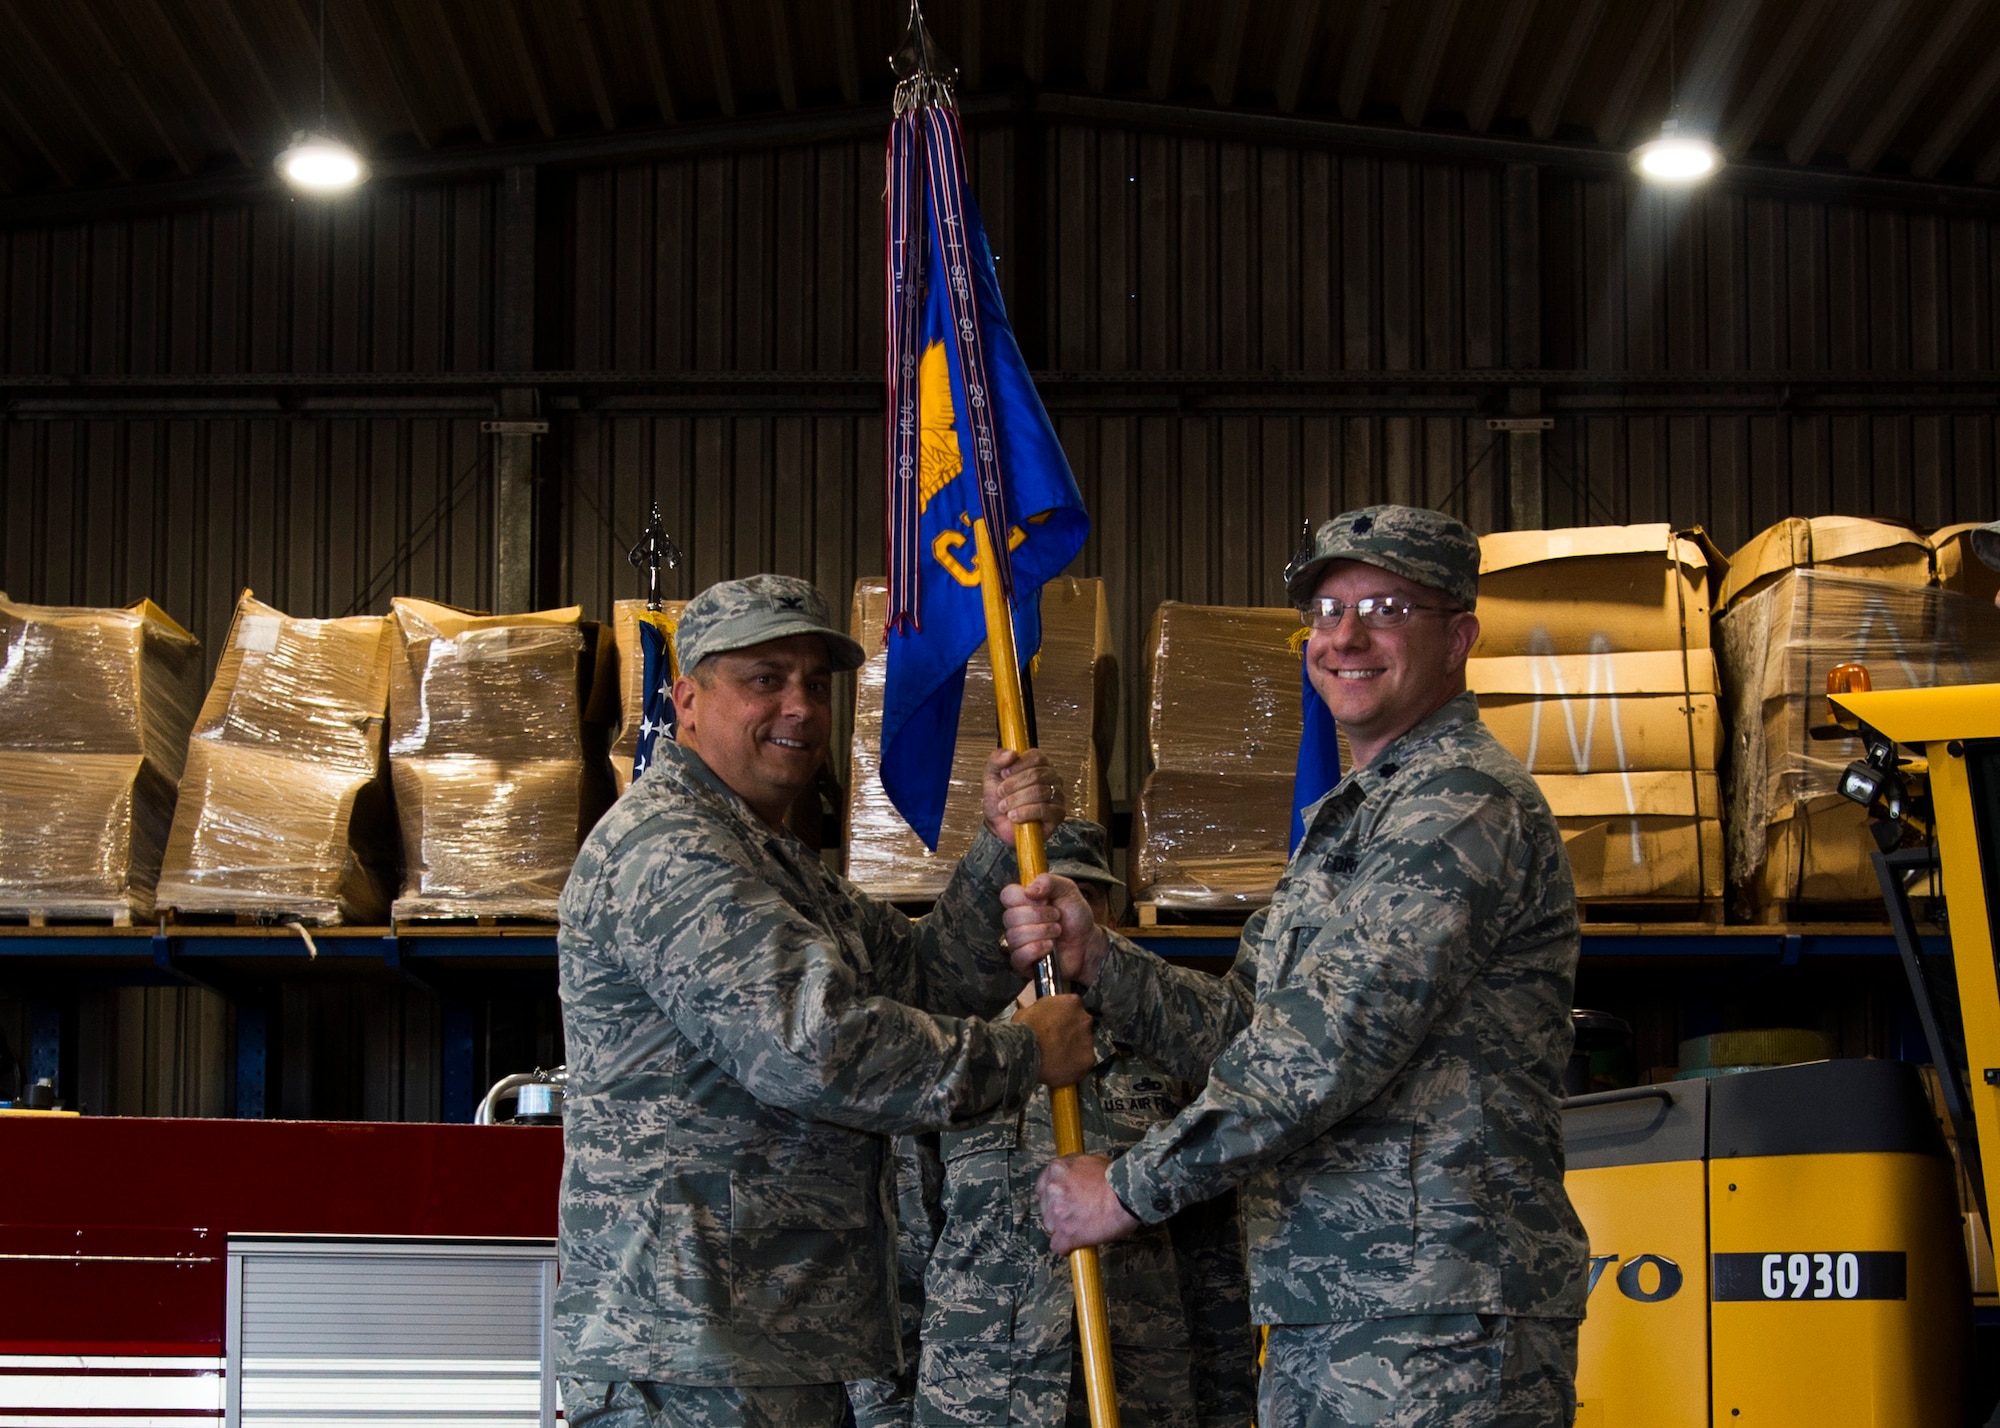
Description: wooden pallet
xmin=1578 ymin=899 xmax=1725 ymax=928
xmin=390 ymin=909 xmax=559 ymax=927
xmin=1740 ymin=898 xmax=1889 ymax=927
xmin=164 ymin=908 xmax=349 ymax=928
xmin=1133 ymin=901 xmax=1266 ymax=928
xmin=0 ymin=900 xmax=144 ymax=928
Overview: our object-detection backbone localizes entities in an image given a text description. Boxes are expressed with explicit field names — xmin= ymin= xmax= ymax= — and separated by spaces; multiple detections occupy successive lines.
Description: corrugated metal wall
xmin=6 ymin=111 xmax=1999 ymax=1118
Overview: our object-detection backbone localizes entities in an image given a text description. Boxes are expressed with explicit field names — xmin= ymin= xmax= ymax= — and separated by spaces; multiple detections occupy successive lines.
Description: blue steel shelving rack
xmin=0 ymin=922 xmax=1935 ymax=1122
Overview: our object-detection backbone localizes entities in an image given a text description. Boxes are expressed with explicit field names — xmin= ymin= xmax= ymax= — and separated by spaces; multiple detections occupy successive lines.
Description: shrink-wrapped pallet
xmin=1717 ymin=515 xmax=1931 ymax=613
xmin=388 ymin=599 xmax=613 ymax=919
xmin=603 ymin=598 xmax=686 ymax=795
xmin=846 ymin=577 xmax=1112 ymax=902
xmin=1719 ymin=567 xmax=2000 ymax=909
xmin=0 ymin=594 xmax=202 ymax=921
xmin=1468 ymin=650 xmax=1724 ymax=903
xmin=157 ymin=592 xmax=397 ymax=924
xmin=1131 ymin=604 xmax=1313 ymax=912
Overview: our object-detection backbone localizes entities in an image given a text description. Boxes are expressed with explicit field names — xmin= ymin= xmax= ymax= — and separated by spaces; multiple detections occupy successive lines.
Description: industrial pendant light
xmin=277 ymin=0 xmax=366 ymax=193
xmin=1630 ymin=0 xmax=1720 ymax=187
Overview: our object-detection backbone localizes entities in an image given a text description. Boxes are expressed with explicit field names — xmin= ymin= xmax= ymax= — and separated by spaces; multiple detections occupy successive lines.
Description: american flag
xmin=631 ymin=615 xmax=677 ymax=784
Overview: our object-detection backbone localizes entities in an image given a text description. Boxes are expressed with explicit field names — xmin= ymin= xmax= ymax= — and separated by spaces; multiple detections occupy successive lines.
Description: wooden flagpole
xmin=973 ymin=516 xmax=1121 ymax=1428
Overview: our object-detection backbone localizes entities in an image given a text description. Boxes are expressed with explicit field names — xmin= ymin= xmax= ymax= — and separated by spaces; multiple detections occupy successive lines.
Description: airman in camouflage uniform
xmin=556 ymin=574 xmax=1097 ymax=1428
xmin=917 ymin=821 xmax=1256 ymax=1428
xmin=846 ymin=1131 xmax=945 ymax=1428
xmin=1009 ymin=507 xmax=1590 ymax=1428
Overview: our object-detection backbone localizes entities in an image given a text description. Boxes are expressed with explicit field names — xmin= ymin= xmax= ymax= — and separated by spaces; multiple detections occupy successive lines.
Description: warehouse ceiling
xmin=2 ymin=0 xmax=1999 ymax=212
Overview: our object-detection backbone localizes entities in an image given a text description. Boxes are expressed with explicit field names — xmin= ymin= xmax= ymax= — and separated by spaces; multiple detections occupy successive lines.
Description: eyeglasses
xmin=1299 ymin=595 xmax=1464 ymax=631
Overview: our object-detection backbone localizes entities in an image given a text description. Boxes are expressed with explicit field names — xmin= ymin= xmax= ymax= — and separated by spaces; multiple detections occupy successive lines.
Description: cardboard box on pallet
xmin=1719 ymin=564 xmax=2000 ymax=910
xmin=1131 ymin=604 xmax=1318 ymax=912
xmin=157 ymin=592 xmax=398 ymax=925
xmin=1717 ymin=515 xmax=1932 ymax=613
xmin=1930 ymin=521 xmax=2000 ymax=607
xmin=1474 ymin=524 xmax=1723 ymax=658
xmin=0 ymin=594 xmax=203 ymax=921
xmin=845 ymin=577 xmax=1111 ymax=903
xmin=388 ymin=598 xmax=614 ymax=920
xmin=1467 ymin=649 xmax=1724 ymax=902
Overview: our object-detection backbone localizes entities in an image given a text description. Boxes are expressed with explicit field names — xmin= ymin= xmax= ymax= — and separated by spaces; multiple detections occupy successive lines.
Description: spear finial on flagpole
xmin=891 ymin=0 xmax=956 ymax=111
xmin=626 ymin=502 xmax=682 ymax=613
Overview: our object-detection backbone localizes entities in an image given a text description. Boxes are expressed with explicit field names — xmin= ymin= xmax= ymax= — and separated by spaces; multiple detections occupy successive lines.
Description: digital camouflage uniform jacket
xmin=1091 ymin=692 xmax=1590 ymax=1325
xmin=556 ymin=737 xmax=1041 ymax=1386
xmin=918 ymin=1013 xmax=1256 ymax=1428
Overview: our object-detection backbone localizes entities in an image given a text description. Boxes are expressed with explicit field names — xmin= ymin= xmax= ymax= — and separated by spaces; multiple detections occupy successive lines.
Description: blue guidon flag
xmin=630 ymin=613 xmax=679 ymax=785
xmin=880 ymin=65 xmax=1087 ymax=849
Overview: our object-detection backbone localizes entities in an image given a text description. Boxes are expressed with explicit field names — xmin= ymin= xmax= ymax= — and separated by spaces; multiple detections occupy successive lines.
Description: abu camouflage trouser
xmin=1258 ymin=1315 xmax=1579 ymax=1428
xmin=560 ymin=1377 xmax=851 ymax=1428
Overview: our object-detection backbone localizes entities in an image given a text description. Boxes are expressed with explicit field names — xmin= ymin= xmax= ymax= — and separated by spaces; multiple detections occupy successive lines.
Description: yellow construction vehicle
xmin=1565 ymin=677 xmax=2000 ymax=1426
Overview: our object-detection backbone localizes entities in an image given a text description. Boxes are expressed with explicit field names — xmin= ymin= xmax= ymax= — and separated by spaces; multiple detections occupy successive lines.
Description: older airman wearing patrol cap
xmin=555 ymin=573 xmax=1098 ymax=1428
xmin=1008 ymin=506 xmax=1590 ymax=1428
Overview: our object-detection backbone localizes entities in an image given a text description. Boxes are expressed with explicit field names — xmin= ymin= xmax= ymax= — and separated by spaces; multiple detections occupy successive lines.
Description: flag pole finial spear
xmin=626 ymin=502 xmax=682 ymax=613
xmin=890 ymin=0 xmax=956 ymax=110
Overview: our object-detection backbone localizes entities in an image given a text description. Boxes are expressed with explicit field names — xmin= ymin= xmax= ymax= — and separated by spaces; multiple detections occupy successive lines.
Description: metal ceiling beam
xmin=1914 ymin=45 xmax=2000 ymax=178
xmin=1209 ymin=0 xmax=1250 ymax=109
xmin=1146 ymin=0 xmax=1180 ymax=101
xmin=695 ymin=0 xmax=737 ymax=118
xmin=14 ymin=87 xmax=2000 ymax=228
xmin=76 ymin=0 xmax=195 ymax=175
xmin=1785 ymin=0 xmax=1908 ymax=166
xmin=433 ymin=2 xmax=496 ymax=144
xmin=1084 ymin=0 xmax=1114 ymax=95
xmin=207 ymin=0 xmax=293 ymax=142
xmin=1272 ymin=0 xmax=1324 ymax=115
xmin=148 ymin=0 xmax=251 ymax=167
xmin=1721 ymin=0 xmax=1827 ymax=154
xmin=1849 ymin=0 xmax=1981 ymax=173
xmin=1338 ymin=0 xmax=1389 ymax=121
xmin=572 ymin=2 xmax=620 ymax=129
xmin=1593 ymin=2 xmax=1670 ymax=148
xmin=276 ymin=0 xmax=365 ymax=142
xmin=2 ymin=1 xmax=133 ymax=180
xmin=1466 ymin=0 xmax=1537 ymax=133
xmin=832 ymin=1 xmax=861 ymax=104
xmin=0 ymin=82 xmax=71 ymax=187
xmin=1676 ymin=0 xmax=1762 ymax=133
xmin=1401 ymin=0 xmax=1461 ymax=127
xmin=346 ymin=0 xmax=437 ymax=149
xmin=1527 ymin=0 xmax=1606 ymax=140
xmin=764 ymin=0 xmax=797 ymax=111
xmin=498 ymin=0 xmax=557 ymax=137
xmin=633 ymin=0 xmax=678 ymax=123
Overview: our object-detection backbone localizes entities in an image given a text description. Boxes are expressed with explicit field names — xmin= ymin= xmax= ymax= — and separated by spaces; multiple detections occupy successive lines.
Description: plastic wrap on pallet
xmin=1717 ymin=514 xmax=1932 ymax=613
xmin=388 ymin=598 xmax=612 ymax=919
xmin=1719 ymin=568 xmax=2000 ymax=898
xmin=845 ymin=577 xmax=1111 ymax=903
xmin=1467 ymin=649 xmax=1724 ymax=902
xmin=1132 ymin=604 xmax=1312 ymax=910
xmin=0 ymin=594 xmax=202 ymax=918
xmin=156 ymin=592 xmax=397 ymax=925
xmin=607 ymin=598 xmax=687 ymax=796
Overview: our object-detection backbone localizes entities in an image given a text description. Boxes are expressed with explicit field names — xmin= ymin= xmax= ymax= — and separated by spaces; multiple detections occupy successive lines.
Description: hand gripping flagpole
xmin=972 ymin=515 xmax=1121 ymax=1428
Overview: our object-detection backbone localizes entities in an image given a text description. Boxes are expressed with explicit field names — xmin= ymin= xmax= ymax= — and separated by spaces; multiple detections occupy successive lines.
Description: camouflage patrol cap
xmin=1045 ymin=819 xmax=1121 ymax=890
xmin=1972 ymin=520 xmax=2000 ymax=571
xmin=674 ymin=574 xmax=867 ymax=674
xmin=1283 ymin=504 xmax=1481 ymax=611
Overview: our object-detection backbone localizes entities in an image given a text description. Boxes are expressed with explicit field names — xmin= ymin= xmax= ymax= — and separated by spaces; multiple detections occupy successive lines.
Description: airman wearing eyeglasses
xmin=1007 ymin=506 xmax=1590 ymax=1428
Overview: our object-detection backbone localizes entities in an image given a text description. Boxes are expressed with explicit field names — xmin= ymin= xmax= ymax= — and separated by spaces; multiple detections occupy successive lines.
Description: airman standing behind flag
xmin=555 ymin=574 xmax=1099 ymax=1428
xmin=1006 ymin=507 xmax=1590 ymax=1428
xmin=918 ymin=821 xmax=1256 ymax=1428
